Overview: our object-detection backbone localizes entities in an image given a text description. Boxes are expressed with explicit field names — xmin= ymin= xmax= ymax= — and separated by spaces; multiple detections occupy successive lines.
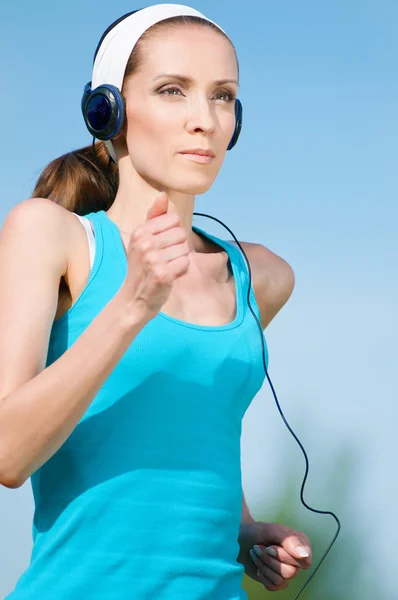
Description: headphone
xmin=81 ymin=9 xmax=242 ymax=154
xmin=81 ymin=9 xmax=340 ymax=599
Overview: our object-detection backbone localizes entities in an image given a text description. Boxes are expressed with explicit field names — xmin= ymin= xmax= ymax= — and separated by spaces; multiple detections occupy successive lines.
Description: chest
xmin=55 ymin=222 xmax=259 ymax=329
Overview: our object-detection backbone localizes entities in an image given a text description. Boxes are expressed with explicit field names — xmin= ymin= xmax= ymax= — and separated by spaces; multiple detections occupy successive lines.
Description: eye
xmin=158 ymin=86 xmax=236 ymax=102
xmin=158 ymin=86 xmax=183 ymax=97
xmin=216 ymin=90 xmax=236 ymax=103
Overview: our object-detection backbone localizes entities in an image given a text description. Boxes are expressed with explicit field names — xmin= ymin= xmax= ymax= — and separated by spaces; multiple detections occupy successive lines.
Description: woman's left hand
xmin=237 ymin=521 xmax=312 ymax=592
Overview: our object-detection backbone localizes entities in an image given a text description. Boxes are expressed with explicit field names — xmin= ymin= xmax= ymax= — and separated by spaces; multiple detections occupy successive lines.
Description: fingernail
xmin=249 ymin=548 xmax=258 ymax=563
xmin=295 ymin=545 xmax=309 ymax=557
xmin=253 ymin=544 xmax=264 ymax=558
xmin=265 ymin=546 xmax=277 ymax=557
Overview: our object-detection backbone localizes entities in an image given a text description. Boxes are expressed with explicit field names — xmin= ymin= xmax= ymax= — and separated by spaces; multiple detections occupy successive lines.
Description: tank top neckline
xmin=98 ymin=209 xmax=244 ymax=332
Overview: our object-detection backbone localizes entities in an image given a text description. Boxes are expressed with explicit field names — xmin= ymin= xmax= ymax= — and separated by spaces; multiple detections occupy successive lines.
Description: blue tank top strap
xmin=226 ymin=239 xmax=262 ymax=323
xmin=96 ymin=210 xmax=128 ymax=273
xmin=49 ymin=210 xmax=106 ymax=334
xmin=84 ymin=209 xmax=127 ymax=276
xmin=192 ymin=225 xmax=262 ymax=324
xmin=191 ymin=224 xmax=244 ymax=276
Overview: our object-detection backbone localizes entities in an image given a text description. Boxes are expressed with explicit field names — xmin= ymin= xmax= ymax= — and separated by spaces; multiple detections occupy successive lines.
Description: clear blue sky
xmin=1 ymin=1 xmax=396 ymax=598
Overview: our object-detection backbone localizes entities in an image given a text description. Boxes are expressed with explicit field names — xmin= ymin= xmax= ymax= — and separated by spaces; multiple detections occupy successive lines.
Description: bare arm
xmin=0 ymin=199 xmax=149 ymax=488
xmin=242 ymin=490 xmax=255 ymax=525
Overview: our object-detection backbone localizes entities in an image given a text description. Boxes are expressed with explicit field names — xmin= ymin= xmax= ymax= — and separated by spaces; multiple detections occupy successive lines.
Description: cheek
xmin=125 ymin=106 xmax=171 ymax=162
xmin=224 ymin=110 xmax=237 ymax=143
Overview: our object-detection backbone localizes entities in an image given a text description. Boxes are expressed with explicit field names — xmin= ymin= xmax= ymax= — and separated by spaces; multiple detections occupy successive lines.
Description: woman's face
xmin=121 ymin=25 xmax=239 ymax=194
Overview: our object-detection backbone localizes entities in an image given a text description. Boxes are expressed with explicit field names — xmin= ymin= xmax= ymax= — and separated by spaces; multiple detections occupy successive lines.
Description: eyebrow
xmin=153 ymin=73 xmax=239 ymax=87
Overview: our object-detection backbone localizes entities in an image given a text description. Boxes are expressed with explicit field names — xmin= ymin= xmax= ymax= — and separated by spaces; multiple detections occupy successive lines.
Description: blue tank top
xmin=6 ymin=210 xmax=268 ymax=600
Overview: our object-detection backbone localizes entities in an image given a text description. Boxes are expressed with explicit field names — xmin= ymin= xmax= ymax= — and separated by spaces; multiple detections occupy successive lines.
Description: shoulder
xmin=4 ymin=197 xmax=75 ymax=233
xmin=233 ymin=241 xmax=295 ymax=329
xmin=2 ymin=197 xmax=77 ymax=277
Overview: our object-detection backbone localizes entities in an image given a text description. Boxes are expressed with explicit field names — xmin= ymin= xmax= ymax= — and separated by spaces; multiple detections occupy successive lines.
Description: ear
xmin=112 ymin=124 xmax=127 ymax=142
xmin=112 ymin=106 xmax=128 ymax=141
xmin=110 ymin=130 xmax=128 ymax=161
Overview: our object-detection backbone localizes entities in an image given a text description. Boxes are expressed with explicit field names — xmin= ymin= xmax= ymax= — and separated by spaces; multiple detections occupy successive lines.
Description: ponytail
xmin=31 ymin=141 xmax=119 ymax=215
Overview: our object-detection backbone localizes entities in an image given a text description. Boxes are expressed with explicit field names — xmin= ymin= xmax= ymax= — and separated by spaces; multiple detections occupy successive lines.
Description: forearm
xmin=0 ymin=288 xmax=150 ymax=488
xmin=241 ymin=490 xmax=255 ymax=525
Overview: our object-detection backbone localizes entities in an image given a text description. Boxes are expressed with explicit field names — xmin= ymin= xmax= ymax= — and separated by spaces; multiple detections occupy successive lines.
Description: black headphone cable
xmin=193 ymin=211 xmax=341 ymax=599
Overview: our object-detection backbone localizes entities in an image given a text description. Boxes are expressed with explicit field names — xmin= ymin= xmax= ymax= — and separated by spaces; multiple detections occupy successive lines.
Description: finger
xmin=281 ymin=536 xmax=312 ymax=563
xmin=252 ymin=545 xmax=300 ymax=578
xmin=250 ymin=549 xmax=298 ymax=582
xmin=256 ymin=544 xmax=303 ymax=568
xmin=261 ymin=563 xmax=290 ymax=587
xmin=263 ymin=524 xmax=311 ymax=563
xmin=265 ymin=544 xmax=311 ymax=569
xmin=264 ymin=557 xmax=300 ymax=580
xmin=133 ymin=214 xmax=181 ymax=243
xmin=256 ymin=569 xmax=289 ymax=592
xmin=146 ymin=192 xmax=168 ymax=220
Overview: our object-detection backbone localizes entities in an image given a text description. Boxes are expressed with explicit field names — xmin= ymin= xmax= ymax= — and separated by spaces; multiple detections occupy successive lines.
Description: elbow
xmin=0 ymin=403 xmax=26 ymax=489
xmin=0 ymin=474 xmax=23 ymax=489
xmin=0 ymin=464 xmax=24 ymax=489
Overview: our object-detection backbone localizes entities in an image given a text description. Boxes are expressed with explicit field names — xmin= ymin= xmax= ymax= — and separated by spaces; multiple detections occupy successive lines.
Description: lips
xmin=179 ymin=148 xmax=215 ymax=158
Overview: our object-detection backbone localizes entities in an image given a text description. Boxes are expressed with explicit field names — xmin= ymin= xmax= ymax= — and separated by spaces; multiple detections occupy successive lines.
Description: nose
xmin=185 ymin=95 xmax=217 ymax=137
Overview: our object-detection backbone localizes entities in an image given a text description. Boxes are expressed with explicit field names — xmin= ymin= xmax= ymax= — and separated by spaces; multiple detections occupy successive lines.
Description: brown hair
xmin=32 ymin=15 xmax=238 ymax=215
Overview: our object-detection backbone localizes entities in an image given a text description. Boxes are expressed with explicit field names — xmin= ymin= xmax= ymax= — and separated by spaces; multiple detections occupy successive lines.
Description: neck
xmin=106 ymin=155 xmax=201 ymax=252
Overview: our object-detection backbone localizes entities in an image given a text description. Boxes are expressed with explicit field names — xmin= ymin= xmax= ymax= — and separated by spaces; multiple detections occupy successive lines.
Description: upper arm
xmin=0 ymin=198 xmax=70 ymax=403
xmin=242 ymin=243 xmax=295 ymax=330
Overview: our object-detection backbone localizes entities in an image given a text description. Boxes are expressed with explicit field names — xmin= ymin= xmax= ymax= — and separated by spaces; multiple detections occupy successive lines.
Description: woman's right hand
xmin=120 ymin=191 xmax=191 ymax=320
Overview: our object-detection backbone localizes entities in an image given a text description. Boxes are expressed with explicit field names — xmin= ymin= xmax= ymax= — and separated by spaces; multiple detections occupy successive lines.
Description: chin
xmin=173 ymin=180 xmax=214 ymax=195
xmin=172 ymin=171 xmax=219 ymax=195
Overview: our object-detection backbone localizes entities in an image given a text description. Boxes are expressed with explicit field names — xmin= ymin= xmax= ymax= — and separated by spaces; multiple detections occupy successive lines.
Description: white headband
xmin=91 ymin=4 xmax=230 ymax=163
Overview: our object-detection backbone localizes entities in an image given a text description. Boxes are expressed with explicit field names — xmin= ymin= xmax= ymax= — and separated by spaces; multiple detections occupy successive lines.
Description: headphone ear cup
xmin=227 ymin=98 xmax=242 ymax=151
xmin=81 ymin=82 xmax=126 ymax=141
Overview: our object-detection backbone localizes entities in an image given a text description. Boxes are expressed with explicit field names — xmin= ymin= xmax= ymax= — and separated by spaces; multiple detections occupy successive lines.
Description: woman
xmin=0 ymin=4 xmax=312 ymax=598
